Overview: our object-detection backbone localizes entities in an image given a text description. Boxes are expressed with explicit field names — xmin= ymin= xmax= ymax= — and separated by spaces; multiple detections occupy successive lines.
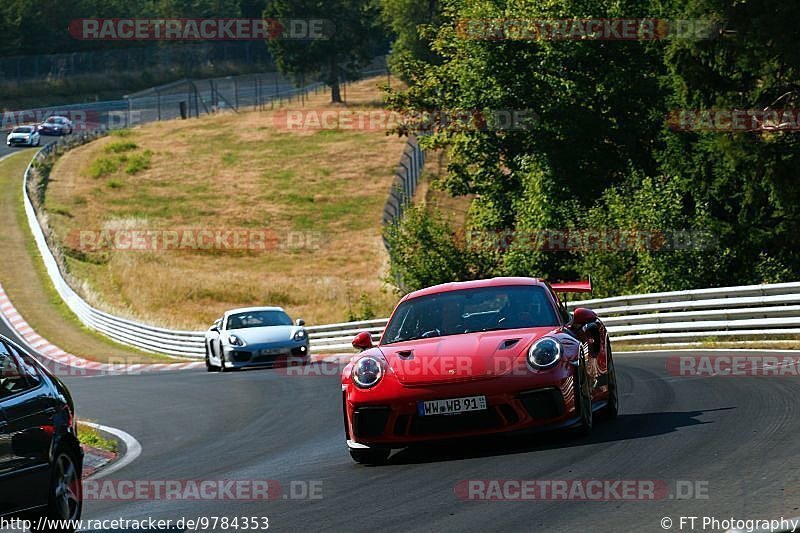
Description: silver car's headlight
xmin=352 ymin=356 xmax=383 ymax=388
xmin=527 ymin=338 xmax=562 ymax=369
xmin=228 ymin=334 xmax=245 ymax=347
xmin=293 ymin=330 xmax=307 ymax=341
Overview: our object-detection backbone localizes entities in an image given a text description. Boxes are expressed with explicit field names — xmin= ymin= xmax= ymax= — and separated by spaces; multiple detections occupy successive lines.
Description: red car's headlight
xmin=352 ymin=356 xmax=383 ymax=388
xmin=527 ymin=337 xmax=562 ymax=369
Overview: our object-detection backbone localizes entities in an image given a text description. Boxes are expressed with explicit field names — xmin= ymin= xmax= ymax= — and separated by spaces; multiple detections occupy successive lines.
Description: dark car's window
xmin=7 ymin=343 xmax=41 ymax=386
xmin=383 ymin=285 xmax=559 ymax=344
xmin=226 ymin=310 xmax=293 ymax=330
xmin=0 ymin=342 xmax=32 ymax=399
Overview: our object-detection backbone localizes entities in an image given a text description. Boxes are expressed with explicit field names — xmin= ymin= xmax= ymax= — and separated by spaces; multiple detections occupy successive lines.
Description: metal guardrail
xmin=17 ymin=63 xmax=398 ymax=358
xmin=21 ymin=139 xmax=800 ymax=355
xmin=309 ymin=282 xmax=800 ymax=351
xmin=23 ymin=144 xmax=208 ymax=358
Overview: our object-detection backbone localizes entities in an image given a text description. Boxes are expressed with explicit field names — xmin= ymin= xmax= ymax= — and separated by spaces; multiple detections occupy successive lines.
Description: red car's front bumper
xmin=344 ymin=365 xmax=579 ymax=448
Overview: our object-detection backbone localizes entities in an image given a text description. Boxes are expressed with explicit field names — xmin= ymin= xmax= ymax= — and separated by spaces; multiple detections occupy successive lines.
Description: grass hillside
xmin=45 ymin=77 xmax=404 ymax=329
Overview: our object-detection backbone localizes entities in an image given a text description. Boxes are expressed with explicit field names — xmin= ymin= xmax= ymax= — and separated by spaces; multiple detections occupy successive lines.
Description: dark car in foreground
xmin=0 ymin=334 xmax=82 ymax=530
xmin=342 ymin=277 xmax=618 ymax=464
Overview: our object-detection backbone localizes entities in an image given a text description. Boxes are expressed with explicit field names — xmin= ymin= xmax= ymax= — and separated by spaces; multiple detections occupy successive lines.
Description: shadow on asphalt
xmin=387 ymin=407 xmax=736 ymax=465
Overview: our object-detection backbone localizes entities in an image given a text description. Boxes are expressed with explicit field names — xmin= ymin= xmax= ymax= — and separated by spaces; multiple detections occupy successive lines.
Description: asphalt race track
xmin=22 ymin=347 xmax=796 ymax=533
xmin=0 ymin=130 xmax=79 ymax=159
xmin=0 ymin=259 xmax=797 ymax=531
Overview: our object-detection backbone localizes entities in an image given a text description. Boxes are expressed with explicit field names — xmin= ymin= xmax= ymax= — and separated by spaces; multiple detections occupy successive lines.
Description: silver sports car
xmin=204 ymin=307 xmax=310 ymax=371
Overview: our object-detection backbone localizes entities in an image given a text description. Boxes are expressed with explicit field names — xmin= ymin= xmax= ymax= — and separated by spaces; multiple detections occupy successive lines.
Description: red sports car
xmin=341 ymin=277 xmax=618 ymax=464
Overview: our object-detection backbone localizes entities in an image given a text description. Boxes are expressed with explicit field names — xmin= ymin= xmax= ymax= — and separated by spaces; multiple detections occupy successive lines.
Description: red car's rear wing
xmin=550 ymin=280 xmax=592 ymax=294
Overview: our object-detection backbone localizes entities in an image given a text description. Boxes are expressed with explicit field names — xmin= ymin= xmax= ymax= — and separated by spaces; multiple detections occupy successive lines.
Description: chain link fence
xmin=382 ymin=136 xmax=426 ymax=250
xmin=124 ymin=71 xmax=320 ymax=125
xmin=124 ymin=56 xmax=389 ymax=125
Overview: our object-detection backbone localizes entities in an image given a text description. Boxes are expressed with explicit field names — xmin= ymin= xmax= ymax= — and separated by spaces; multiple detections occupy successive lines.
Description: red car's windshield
xmin=382 ymin=285 xmax=559 ymax=344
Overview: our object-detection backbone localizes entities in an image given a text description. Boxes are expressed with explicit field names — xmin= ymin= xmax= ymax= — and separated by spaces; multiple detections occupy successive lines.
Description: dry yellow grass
xmin=45 ymin=77 xmax=406 ymax=329
xmin=0 ymin=152 xmax=171 ymax=362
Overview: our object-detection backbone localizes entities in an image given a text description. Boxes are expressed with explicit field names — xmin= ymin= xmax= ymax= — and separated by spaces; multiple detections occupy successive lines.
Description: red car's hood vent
xmin=379 ymin=327 xmax=556 ymax=386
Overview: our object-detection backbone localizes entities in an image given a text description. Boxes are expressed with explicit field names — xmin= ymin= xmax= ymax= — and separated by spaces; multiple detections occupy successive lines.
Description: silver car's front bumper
xmin=223 ymin=341 xmax=310 ymax=367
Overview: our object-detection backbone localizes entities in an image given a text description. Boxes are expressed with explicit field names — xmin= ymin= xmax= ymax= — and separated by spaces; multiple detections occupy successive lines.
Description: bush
xmin=105 ymin=140 xmax=138 ymax=153
xmin=347 ymin=293 xmax=377 ymax=322
xmin=125 ymin=150 xmax=152 ymax=175
xmin=88 ymin=157 xmax=119 ymax=179
xmin=384 ymin=205 xmax=492 ymax=293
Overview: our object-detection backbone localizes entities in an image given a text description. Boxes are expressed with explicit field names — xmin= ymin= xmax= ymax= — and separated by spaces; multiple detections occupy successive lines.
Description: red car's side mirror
xmin=352 ymin=331 xmax=374 ymax=351
xmin=571 ymin=307 xmax=598 ymax=328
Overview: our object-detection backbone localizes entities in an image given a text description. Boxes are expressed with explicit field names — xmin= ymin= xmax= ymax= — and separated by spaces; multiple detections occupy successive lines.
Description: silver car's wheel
xmin=205 ymin=345 xmax=219 ymax=372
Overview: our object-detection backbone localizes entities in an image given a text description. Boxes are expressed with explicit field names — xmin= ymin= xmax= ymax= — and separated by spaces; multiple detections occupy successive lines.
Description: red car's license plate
xmin=417 ymin=395 xmax=487 ymax=416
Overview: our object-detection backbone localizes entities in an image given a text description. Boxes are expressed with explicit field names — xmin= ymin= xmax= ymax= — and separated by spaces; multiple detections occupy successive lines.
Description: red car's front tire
xmin=573 ymin=356 xmax=593 ymax=436
xmin=599 ymin=339 xmax=619 ymax=420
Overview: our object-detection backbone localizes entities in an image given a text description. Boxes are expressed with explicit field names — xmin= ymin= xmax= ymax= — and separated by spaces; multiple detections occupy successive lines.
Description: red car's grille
xmin=518 ymin=388 xmax=565 ymax=419
xmin=352 ymin=406 xmax=391 ymax=438
xmin=407 ymin=408 xmax=504 ymax=436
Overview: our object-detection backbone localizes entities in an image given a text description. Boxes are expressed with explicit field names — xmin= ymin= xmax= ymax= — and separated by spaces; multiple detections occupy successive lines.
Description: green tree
xmin=384 ymin=0 xmax=800 ymax=293
xmin=657 ymin=0 xmax=800 ymax=284
xmin=263 ymin=0 xmax=386 ymax=102
xmin=384 ymin=205 xmax=493 ymax=292
xmin=378 ymin=0 xmax=442 ymax=79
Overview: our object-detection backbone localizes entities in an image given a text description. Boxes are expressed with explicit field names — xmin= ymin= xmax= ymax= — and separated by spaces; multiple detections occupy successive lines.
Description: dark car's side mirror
xmin=352 ymin=331 xmax=374 ymax=351
xmin=296 ymin=319 xmax=305 ymax=327
xmin=571 ymin=307 xmax=598 ymax=329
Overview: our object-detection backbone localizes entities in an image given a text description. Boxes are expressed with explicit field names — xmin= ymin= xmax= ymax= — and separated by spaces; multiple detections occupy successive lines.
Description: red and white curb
xmin=0 ymin=282 xmax=355 ymax=375
xmin=0 ymin=283 xmax=203 ymax=374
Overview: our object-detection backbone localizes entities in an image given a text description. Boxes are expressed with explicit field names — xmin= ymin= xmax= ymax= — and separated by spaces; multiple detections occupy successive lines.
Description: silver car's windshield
xmin=226 ymin=310 xmax=292 ymax=330
xmin=12 ymin=127 xmax=33 ymax=133
xmin=382 ymin=285 xmax=559 ymax=345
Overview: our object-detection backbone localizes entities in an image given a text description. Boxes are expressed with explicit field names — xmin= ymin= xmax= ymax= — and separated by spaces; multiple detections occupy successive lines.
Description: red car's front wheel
xmin=599 ymin=339 xmax=619 ymax=419
xmin=573 ymin=356 xmax=593 ymax=436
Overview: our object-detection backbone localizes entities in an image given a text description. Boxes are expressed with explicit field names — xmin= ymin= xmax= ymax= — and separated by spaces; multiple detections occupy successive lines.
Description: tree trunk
xmin=330 ymin=56 xmax=342 ymax=103
xmin=331 ymin=82 xmax=342 ymax=103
